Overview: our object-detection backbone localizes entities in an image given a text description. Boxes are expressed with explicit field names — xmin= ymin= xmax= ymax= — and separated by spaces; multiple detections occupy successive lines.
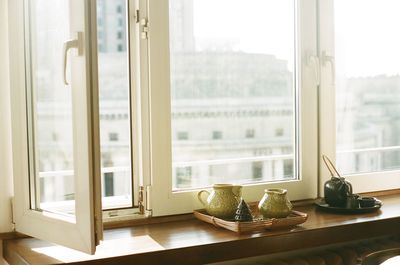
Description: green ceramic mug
xmin=258 ymin=188 xmax=292 ymax=218
xmin=198 ymin=184 xmax=242 ymax=219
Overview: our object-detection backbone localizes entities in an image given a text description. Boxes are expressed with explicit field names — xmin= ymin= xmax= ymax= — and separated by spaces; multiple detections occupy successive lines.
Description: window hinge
xmin=139 ymin=185 xmax=152 ymax=217
xmin=10 ymin=197 xmax=16 ymax=231
xmin=135 ymin=9 xmax=149 ymax=39
xmin=140 ymin=18 xmax=149 ymax=39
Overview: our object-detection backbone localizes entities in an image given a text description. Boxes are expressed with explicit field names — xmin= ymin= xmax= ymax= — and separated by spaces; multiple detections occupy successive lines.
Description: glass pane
xmin=169 ymin=0 xmax=297 ymax=190
xmin=335 ymin=0 xmax=400 ymax=174
xmin=26 ymin=0 xmax=75 ymax=215
xmin=97 ymin=0 xmax=133 ymax=209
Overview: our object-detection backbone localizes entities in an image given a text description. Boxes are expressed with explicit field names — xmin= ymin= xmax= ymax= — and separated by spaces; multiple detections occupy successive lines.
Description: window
xmin=8 ymin=0 xmax=102 ymax=254
xmin=175 ymin=166 xmax=192 ymax=189
xmin=212 ymin=131 xmax=223 ymax=140
xmin=252 ymin=162 xmax=263 ymax=181
xmin=245 ymin=129 xmax=255 ymax=139
xmin=108 ymin=132 xmax=119 ymax=141
xmin=116 ymin=5 xmax=122 ymax=14
xmin=147 ymin=0 xmax=318 ymax=216
xmin=335 ymin=1 xmax=400 ymax=175
xmin=8 ymin=0 xmax=132 ymax=254
xmin=104 ymin=172 xmax=115 ymax=197
xmin=177 ymin=131 xmax=189 ymax=140
xmin=275 ymin=128 xmax=284 ymax=137
xmin=169 ymin=0 xmax=298 ymax=189
xmin=319 ymin=0 xmax=400 ymax=193
xmin=9 ymin=0 xmax=399 ymax=255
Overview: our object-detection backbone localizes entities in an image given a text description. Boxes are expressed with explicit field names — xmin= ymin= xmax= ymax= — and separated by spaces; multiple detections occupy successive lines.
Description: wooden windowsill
xmin=3 ymin=193 xmax=400 ymax=265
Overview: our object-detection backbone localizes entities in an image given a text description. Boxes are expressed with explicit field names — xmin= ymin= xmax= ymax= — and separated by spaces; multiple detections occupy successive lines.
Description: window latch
xmin=62 ymin=32 xmax=83 ymax=85
xmin=307 ymin=55 xmax=321 ymax=86
xmin=322 ymin=51 xmax=336 ymax=86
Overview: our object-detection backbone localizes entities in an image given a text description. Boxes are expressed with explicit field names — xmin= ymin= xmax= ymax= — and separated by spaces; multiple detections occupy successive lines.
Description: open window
xmin=8 ymin=0 xmax=102 ymax=254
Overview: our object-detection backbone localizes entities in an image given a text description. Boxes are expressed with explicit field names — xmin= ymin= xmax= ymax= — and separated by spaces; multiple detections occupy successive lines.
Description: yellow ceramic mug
xmin=198 ymin=184 xmax=242 ymax=219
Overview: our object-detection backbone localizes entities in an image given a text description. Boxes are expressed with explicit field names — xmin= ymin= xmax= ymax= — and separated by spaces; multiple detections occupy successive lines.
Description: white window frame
xmin=318 ymin=0 xmax=400 ymax=194
xmin=140 ymin=0 xmax=319 ymax=216
xmin=8 ymin=0 xmax=102 ymax=254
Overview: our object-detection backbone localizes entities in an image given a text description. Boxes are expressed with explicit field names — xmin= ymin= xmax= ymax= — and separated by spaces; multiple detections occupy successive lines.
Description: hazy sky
xmin=335 ymin=0 xmax=400 ymax=77
xmin=193 ymin=0 xmax=295 ymax=71
xmin=191 ymin=0 xmax=400 ymax=77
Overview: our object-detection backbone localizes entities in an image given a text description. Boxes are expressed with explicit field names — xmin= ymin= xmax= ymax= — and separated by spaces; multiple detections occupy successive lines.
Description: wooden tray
xmin=193 ymin=209 xmax=308 ymax=233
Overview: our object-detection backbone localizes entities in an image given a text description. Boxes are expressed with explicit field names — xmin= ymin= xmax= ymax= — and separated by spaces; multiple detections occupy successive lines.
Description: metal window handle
xmin=322 ymin=51 xmax=336 ymax=86
xmin=63 ymin=32 xmax=83 ymax=85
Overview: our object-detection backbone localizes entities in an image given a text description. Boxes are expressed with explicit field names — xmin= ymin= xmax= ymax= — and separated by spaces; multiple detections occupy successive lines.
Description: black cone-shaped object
xmin=234 ymin=199 xmax=253 ymax=222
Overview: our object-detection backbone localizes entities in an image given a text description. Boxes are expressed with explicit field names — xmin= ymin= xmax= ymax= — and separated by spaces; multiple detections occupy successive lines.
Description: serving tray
xmin=315 ymin=198 xmax=382 ymax=214
xmin=193 ymin=209 xmax=308 ymax=233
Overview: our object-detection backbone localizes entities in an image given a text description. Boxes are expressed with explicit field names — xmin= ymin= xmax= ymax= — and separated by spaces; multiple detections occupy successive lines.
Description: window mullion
xmin=317 ymin=0 xmax=336 ymax=195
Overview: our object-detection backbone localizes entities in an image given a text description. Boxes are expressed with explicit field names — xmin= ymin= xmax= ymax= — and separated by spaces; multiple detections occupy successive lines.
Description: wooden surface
xmin=4 ymin=194 xmax=400 ymax=265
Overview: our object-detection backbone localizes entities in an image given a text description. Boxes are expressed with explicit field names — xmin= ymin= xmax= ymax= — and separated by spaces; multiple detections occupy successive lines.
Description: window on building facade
xmin=108 ymin=132 xmax=119 ymax=141
xmin=116 ymin=5 xmax=122 ymax=14
xmin=175 ymin=166 xmax=192 ymax=189
xmin=177 ymin=131 xmax=189 ymax=140
xmin=252 ymin=162 xmax=263 ymax=181
xmin=275 ymin=128 xmax=284 ymax=137
xmin=245 ymin=129 xmax=255 ymax=139
xmin=104 ymin=172 xmax=115 ymax=197
xmin=212 ymin=131 xmax=223 ymax=140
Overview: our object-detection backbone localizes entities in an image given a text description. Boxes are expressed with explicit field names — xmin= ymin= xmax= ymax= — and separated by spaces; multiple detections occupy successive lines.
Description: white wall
xmin=0 ymin=0 xmax=13 ymax=233
xmin=1 ymin=1 xmax=13 ymax=263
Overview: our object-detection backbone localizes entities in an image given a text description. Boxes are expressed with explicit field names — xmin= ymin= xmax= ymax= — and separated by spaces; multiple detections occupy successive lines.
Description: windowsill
xmin=3 ymin=193 xmax=400 ymax=265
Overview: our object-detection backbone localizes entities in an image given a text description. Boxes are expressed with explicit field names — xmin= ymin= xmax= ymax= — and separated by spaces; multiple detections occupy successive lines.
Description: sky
xmin=192 ymin=0 xmax=295 ymax=71
xmin=335 ymin=0 xmax=400 ymax=77
xmin=190 ymin=0 xmax=400 ymax=77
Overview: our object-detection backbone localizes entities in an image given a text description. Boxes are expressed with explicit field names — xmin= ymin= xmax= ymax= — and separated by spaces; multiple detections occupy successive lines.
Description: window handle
xmin=63 ymin=32 xmax=83 ymax=85
xmin=307 ymin=55 xmax=320 ymax=86
xmin=322 ymin=51 xmax=336 ymax=86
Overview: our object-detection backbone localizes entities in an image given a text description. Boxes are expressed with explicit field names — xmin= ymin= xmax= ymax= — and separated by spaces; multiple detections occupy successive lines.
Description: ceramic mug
xmin=258 ymin=188 xmax=292 ymax=218
xmin=198 ymin=184 xmax=242 ymax=219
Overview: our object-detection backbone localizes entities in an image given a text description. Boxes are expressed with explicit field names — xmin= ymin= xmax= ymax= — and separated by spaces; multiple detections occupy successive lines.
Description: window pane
xmin=169 ymin=0 xmax=297 ymax=190
xmin=27 ymin=0 xmax=75 ymax=215
xmin=335 ymin=0 xmax=400 ymax=174
xmin=97 ymin=0 xmax=133 ymax=209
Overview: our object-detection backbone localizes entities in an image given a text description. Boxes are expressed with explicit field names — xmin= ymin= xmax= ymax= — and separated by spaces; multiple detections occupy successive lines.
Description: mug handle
xmin=197 ymin=190 xmax=210 ymax=207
